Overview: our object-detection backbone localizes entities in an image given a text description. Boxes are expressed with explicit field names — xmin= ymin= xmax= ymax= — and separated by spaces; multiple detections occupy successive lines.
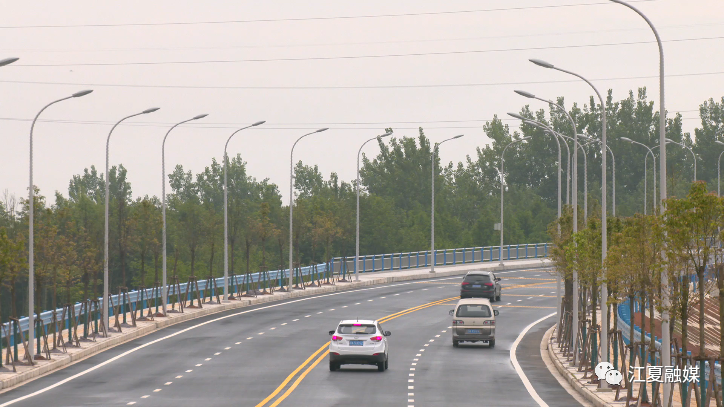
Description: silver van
xmin=449 ymin=298 xmax=498 ymax=347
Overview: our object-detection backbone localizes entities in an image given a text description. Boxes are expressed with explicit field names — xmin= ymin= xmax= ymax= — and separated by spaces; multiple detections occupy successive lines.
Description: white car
xmin=328 ymin=319 xmax=391 ymax=372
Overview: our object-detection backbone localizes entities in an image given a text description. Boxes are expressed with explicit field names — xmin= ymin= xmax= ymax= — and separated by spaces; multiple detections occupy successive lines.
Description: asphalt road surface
xmin=0 ymin=267 xmax=584 ymax=407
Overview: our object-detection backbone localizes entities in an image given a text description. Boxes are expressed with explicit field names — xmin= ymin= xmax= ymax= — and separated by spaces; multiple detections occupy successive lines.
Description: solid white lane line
xmin=510 ymin=312 xmax=556 ymax=407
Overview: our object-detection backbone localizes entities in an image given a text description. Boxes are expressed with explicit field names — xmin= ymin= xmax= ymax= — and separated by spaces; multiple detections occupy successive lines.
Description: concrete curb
xmin=546 ymin=327 xmax=614 ymax=407
xmin=1 ymin=259 xmax=551 ymax=392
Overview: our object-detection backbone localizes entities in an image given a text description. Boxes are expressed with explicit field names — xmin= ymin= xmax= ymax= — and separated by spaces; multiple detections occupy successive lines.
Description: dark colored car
xmin=460 ymin=271 xmax=501 ymax=301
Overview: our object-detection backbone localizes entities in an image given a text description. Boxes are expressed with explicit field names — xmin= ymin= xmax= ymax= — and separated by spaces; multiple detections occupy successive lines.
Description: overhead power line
xmin=0 ymin=1 xmax=655 ymax=29
xmin=11 ymin=34 xmax=720 ymax=68
xmin=1 ymin=70 xmax=721 ymax=90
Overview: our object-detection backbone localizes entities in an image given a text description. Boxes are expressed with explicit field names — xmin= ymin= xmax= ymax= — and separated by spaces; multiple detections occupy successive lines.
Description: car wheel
xmin=329 ymin=361 xmax=340 ymax=371
xmin=489 ymin=340 xmax=495 ymax=348
xmin=385 ymin=357 xmax=389 ymax=370
xmin=377 ymin=362 xmax=385 ymax=372
xmin=453 ymin=340 xmax=459 ymax=347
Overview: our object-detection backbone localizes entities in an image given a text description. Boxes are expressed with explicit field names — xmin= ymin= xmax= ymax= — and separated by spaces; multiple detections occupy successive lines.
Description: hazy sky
xmin=1 ymin=0 xmax=722 ymax=205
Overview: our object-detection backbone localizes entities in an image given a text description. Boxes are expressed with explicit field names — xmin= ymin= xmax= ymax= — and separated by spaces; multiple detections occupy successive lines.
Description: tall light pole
xmin=716 ymin=140 xmax=724 ymax=197
xmin=430 ymin=135 xmax=464 ymax=273
xmin=289 ymin=128 xmax=328 ymax=290
xmin=608 ymin=2 xmax=669 ymax=400
xmin=580 ymin=135 xmax=616 ymax=216
xmin=665 ymin=138 xmax=696 ymax=182
xmin=621 ymin=137 xmax=656 ymax=214
xmin=356 ymin=130 xmax=393 ymax=280
xmin=104 ymin=107 xmax=160 ymax=331
xmin=0 ymin=57 xmax=19 ymax=67
xmin=498 ymin=136 xmax=531 ymax=267
xmin=28 ymin=89 xmax=93 ymax=358
xmin=531 ymin=58 xmax=608 ymax=366
xmin=514 ymin=90 xmax=578 ymax=205
xmin=508 ymin=114 xmax=564 ymax=331
xmin=223 ymin=120 xmax=265 ymax=299
xmin=161 ymin=114 xmax=208 ymax=315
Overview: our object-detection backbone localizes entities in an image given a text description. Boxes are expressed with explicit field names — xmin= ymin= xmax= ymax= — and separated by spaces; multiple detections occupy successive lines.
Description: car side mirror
xmin=449 ymin=310 xmax=454 ymax=316
xmin=384 ymin=331 xmax=392 ymax=337
xmin=329 ymin=330 xmax=335 ymax=335
xmin=494 ymin=310 xmax=499 ymax=316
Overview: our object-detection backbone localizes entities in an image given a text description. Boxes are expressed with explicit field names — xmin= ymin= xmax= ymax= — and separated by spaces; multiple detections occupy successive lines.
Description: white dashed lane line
xmin=406 ymin=327 xmax=448 ymax=407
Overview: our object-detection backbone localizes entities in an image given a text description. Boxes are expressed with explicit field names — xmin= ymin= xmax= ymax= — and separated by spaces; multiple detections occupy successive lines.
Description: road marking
xmin=292 ymin=319 xmax=299 ymax=322
xmin=176 ymin=375 xmax=183 ymax=378
xmin=214 ymin=352 xmax=221 ymax=355
xmin=141 ymin=395 xmax=150 ymax=398
xmin=342 ymin=305 xmax=348 ymax=308
xmin=317 ymin=311 xmax=323 ymax=314
xmin=510 ymin=312 xmax=556 ymax=407
xmin=380 ymin=297 xmax=386 ymax=299
xmin=256 ymin=296 xmax=458 ymax=407
xmin=367 ymin=299 xmax=373 ymax=302
xmin=270 ymin=328 xmax=276 ymax=330
xmin=164 ymin=382 xmax=172 ymax=385
xmin=127 ymin=403 xmax=136 ymax=405
xmin=205 ymin=358 xmax=211 ymax=361
xmin=235 ymin=342 xmax=242 ymax=344
xmin=259 ymin=332 xmax=265 ymax=334
xmin=247 ymin=337 xmax=253 ymax=339
xmin=304 ymin=315 xmax=311 ymax=318
xmin=281 ymin=323 xmax=287 ymax=326
xmin=153 ymin=389 xmax=162 ymax=392
xmin=224 ymin=347 xmax=231 ymax=349
xmin=0 ymin=276 xmax=481 ymax=407
xmin=517 ymin=300 xmax=522 ymax=302
xmin=330 ymin=308 xmax=335 ymax=311
xmin=186 ymin=370 xmax=192 ymax=373
xmin=355 ymin=302 xmax=361 ymax=305
xmin=196 ymin=364 xmax=202 ymax=366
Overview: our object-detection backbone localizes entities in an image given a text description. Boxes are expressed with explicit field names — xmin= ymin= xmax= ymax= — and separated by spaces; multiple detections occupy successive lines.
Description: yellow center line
xmin=256 ymin=295 xmax=458 ymax=407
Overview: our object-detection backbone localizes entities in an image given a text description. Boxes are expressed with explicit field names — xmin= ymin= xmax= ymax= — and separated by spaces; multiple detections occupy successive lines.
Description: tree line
xmin=0 ymin=88 xmax=722 ymax=325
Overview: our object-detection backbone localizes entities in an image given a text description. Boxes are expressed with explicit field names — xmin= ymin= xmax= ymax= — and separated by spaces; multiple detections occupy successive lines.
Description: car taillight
xmin=332 ymin=335 xmax=343 ymax=341
xmin=453 ymin=320 xmax=464 ymax=325
xmin=461 ymin=282 xmax=471 ymax=286
xmin=483 ymin=320 xmax=495 ymax=326
xmin=484 ymin=282 xmax=494 ymax=287
xmin=370 ymin=336 xmax=383 ymax=342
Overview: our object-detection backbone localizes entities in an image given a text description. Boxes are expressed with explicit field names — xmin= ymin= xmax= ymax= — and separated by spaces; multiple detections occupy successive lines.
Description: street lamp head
xmin=664 ymin=138 xmax=674 ymax=143
xmin=620 ymin=137 xmax=632 ymax=142
xmin=142 ymin=107 xmax=160 ymax=114
xmin=514 ymin=90 xmax=536 ymax=99
xmin=507 ymin=112 xmax=525 ymax=121
xmin=316 ymin=128 xmax=329 ymax=133
xmin=0 ymin=57 xmax=19 ymax=67
xmin=529 ymin=59 xmax=555 ymax=69
xmin=72 ymin=90 xmax=93 ymax=98
xmin=252 ymin=121 xmax=266 ymax=126
xmin=715 ymin=140 xmax=724 ymax=146
xmin=453 ymin=134 xmax=464 ymax=139
xmin=382 ymin=130 xmax=393 ymax=137
xmin=193 ymin=114 xmax=208 ymax=120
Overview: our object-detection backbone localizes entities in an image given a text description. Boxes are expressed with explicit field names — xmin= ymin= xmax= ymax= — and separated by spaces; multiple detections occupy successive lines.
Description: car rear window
xmin=456 ymin=304 xmax=492 ymax=318
xmin=338 ymin=324 xmax=376 ymax=334
xmin=463 ymin=274 xmax=491 ymax=283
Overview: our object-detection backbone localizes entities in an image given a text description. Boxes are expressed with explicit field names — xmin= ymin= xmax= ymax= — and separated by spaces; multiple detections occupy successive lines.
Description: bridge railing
xmin=1 ymin=242 xmax=549 ymax=354
xmin=330 ymin=243 xmax=549 ymax=274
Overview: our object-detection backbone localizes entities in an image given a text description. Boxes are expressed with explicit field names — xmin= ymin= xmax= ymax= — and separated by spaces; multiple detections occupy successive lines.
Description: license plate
xmin=467 ymin=329 xmax=481 ymax=334
xmin=472 ymin=284 xmax=481 ymax=288
xmin=349 ymin=340 xmax=364 ymax=346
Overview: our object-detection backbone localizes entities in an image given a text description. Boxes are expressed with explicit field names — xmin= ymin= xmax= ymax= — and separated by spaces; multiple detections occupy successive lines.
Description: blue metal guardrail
xmin=1 ymin=242 xmax=549 ymax=351
xmin=617 ymin=299 xmax=721 ymax=385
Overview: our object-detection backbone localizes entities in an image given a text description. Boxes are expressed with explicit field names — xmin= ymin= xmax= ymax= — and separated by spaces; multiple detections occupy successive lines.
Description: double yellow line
xmin=255 ymin=295 xmax=460 ymax=407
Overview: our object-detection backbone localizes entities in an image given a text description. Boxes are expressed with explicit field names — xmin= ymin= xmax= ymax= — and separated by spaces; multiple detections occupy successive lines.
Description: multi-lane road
xmin=0 ymin=267 xmax=585 ymax=406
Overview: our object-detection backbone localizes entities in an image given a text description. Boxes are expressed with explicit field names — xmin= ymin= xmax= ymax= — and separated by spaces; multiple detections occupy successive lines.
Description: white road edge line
xmin=0 ymin=266 xmax=545 ymax=406
xmin=510 ymin=311 xmax=556 ymax=407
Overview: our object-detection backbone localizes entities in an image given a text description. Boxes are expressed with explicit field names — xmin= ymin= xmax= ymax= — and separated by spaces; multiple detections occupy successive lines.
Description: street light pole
xmin=161 ymin=114 xmax=208 ymax=316
xmin=0 ymin=57 xmax=19 ymax=67
xmin=431 ymin=135 xmax=464 ymax=273
xmin=498 ymin=137 xmax=532 ymax=266
xmin=356 ymin=130 xmax=393 ymax=280
xmin=716 ymin=140 xmax=724 ymax=197
xmin=104 ymin=107 xmax=160 ymax=331
xmin=608 ymin=2 xmax=669 ymax=400
xmin=29 ymin=90 xmax=93 ymax=357
xmin=665 ymin=138 xmax=696 ymax=182
xmin=621 ymin=137 xmax=656 ymax=214
xmin=223 ymin=121 xmax=265 ymax=300
xmin=289 ymin=128 xmax=328 ymax=290
xmin=581 ymin=135 xmax=616 ymax=216
xmin=531 ymin=58 xmax=608 ymax=366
